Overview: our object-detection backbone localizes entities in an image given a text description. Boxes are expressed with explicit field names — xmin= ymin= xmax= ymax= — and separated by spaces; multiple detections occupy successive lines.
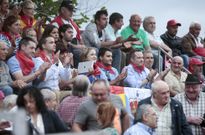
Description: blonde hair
xmin=97 ymin=101 xmax=116 ymax=128
xmin=80 ymin=47 xmax=96 ymax=61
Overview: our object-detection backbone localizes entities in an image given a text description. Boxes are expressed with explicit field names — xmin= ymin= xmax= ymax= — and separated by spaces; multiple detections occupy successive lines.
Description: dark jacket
xmin=29 ymin=110 xmax=69 ymax=135
xmin=138 ymin=97 xmax=193 ymax=135
xmin=181 ymin=33 xmax=197 ymax=57
xmin=160 ymin=32 xmax=182 ymax=56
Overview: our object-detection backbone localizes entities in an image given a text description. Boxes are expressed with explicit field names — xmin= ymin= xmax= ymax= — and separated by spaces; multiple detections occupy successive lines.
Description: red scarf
xmin=1 ymin=32 xmax=20 ymax=41
xmin=35 ymin=50 xmax=55 ymax=63
xmin=51 ymin=16 xmax=81 ymax=41
xmin=130 ymin=62 xmax=145 ymax=73
xmin=16 ymin=51 xmax=35 ymax=75
xmin=95 ymin=61 xmax=115 ymax=74
xmin=93 ymin=63 xmax=101 ymax=76
xmin=20 ymin=15 xmax=34 ymax=28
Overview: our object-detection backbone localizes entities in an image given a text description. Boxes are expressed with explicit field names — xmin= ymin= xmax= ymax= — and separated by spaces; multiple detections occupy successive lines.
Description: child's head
xmin=96 ymin=101 xmax=116 ymax=128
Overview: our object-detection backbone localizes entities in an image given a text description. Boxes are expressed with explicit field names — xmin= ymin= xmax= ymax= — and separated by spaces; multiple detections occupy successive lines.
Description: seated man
xmin=143 ymin=16 xmax=172 ymax=71
xmin=72 ymin=79 xmax=130 ymax=133
xmin=124 ymin=104 xmax=157 ymax=135
xmin=7 ymin=37 xmax=50 ymax=85
xmin=188 ymin=57 xmax=205 ymax=91
xmin=181 ymin=22 xmax=205 ymax=58
xmin=164 ymin=56 xmax=187 ymax=97
xmin=82 ymin=10 xmax=119 ymax=50
xmin=123 ymin=50 xmax=156 ymax=88
xmin=0 ymin=41 xmax=26 ymax=96
xmin=174 ymin=74 xmax=205 ymax=135
xmin=121 ymin=14 xmax=151 ymax=52
xmin=95 ymin=47 xmax=126 ymax=85
xmin=138 ymin=80 xmax=192 ymax=135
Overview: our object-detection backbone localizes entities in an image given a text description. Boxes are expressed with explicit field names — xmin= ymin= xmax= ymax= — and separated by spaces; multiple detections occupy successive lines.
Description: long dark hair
xmin=17 ymin=86 xmax=47 ymax=113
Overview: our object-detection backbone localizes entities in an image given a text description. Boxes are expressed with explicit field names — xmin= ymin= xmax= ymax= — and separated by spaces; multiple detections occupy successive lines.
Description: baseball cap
xmin=60 ymin=0 xmax=76 ymax=12
xmin=167 ymin=19 xmax=181 ymax=27
xmin=189 ymin=57 xmax=205 ymax=66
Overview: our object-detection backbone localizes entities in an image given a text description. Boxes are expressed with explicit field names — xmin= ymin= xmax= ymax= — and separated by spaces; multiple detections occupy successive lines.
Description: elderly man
xmin=123 ymin=50 xmax=156 ymax=88
xmin=121 ymin=14 xmax=151 ymax=52
xmin=143 ymin=16 xmax=172 ymax=70
xmin=58 ymin=75 xmax=90 ymax=129
xmin=182 ymin=22 xmax=205 ymax=57
xmin=0 ymin=41 xmax=26 ymax=95
xmin=124 ymin=104 xmax=157 ymax=135
xmin=164 ymin=56 xmax=187 ymax=96
xmin=139 ymin=80 xmax=192 ymax=135
xmin=175 ymin=74 xmax=205 ymax=135
xmin=72 ymin=79 xmax=130 ymax=133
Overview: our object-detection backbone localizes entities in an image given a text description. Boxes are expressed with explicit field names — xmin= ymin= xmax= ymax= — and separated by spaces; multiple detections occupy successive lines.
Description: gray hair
xmin=143 ymin=16 xmax=155 ymax=30
xmin=189 ymin=21 xmax=201 ymax=29
xmin=151 ymin=80 xmax=168 ymax=96
xmin=135 ymin=104 xmax=152 ymax=122
xmin=72 ymin=75 xmax=90 ymax=96
xmin=3 ymin=94 xmax=18 ymax=110
xmin=40 ymin=89 xmax=56 ymax=101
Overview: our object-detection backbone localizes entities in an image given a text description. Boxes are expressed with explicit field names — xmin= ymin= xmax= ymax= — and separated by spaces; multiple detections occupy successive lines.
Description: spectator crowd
xmin=1 ymin=0 xmax=205 ymax=135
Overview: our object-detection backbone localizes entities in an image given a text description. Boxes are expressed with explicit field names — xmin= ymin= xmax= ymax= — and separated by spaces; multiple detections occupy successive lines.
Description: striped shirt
xmin=174 ymin=92 xmax=205 ymax=135
xmin=151 ymin=98 xmax=172 ymax=135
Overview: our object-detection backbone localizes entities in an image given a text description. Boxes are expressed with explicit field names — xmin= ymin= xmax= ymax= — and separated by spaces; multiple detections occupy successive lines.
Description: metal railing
xmin=157 ymin=46 xmax=191 ymax=74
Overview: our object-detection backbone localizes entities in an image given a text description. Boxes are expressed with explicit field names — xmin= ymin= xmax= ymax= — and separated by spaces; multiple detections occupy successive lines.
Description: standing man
xmin=139 ymin=80 xmax=192 ymax=135
xmin=164 ymin=56 xmax=187 ymax=96
xmin=175 ymin=74 xmax=205 ymax=135
xmin=51 ymin=0 xmax=82 ymax=44
xmin=72 ymin=79 xmax=130 ymax=133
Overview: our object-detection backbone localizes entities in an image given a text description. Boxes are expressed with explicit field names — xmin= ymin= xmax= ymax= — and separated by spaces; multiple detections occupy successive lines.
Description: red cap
xmin=189 ymin=58 xmax=205 ymax=65
xmin=167 ymin=19 xmax=181 ymax=27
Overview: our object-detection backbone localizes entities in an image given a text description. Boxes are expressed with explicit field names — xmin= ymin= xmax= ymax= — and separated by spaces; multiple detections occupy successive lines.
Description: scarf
xmin=93 ymin=63 xmax=101 ymax=76
xmin=20 ymin=15 xmax=34 ymax=28
xmin=51 ymin=16 xmax=81 ymax=41
xmin=130 ymin=62 xmax=145 ymax=73
xmin=35 ymin=49 xmax=55 ymax=63
xmin=16 ymin=51 xmax=35 ymax=75
xmin=95 ymin=61 xmax=115 ymax=74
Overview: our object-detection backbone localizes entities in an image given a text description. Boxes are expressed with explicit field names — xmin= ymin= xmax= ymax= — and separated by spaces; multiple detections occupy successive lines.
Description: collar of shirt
xmin=138 ymin=122 xmax=155 ymax=134
xmin=184 ymin=92 xmax=200 ymax=105
xmin=170 ymin=70 xmax=181 ymax=80
xmin=151 ymin=96 xmax=171 ymax=111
